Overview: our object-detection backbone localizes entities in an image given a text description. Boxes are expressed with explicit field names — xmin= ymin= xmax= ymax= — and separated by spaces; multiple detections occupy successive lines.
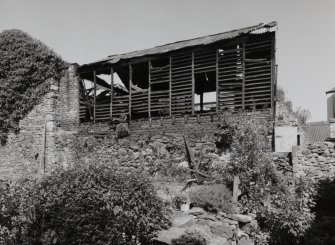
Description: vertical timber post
xmin=232 ymin=175 xmax=241 ymax=203
xmin=169 ymin=56 xmax=172 ymax=117
xmin=129 ymin=64 xmax=132 ymax=122
xmin=110 ymin=67 xmax=114 ymax=120
xmin=93 ymin=70 xmax=96 ymax=123
xmin=216 ymin=49 xmax=219 ymax=113
xmin=242 ymin=43 xmax=245 ymax=110
xmin=148 ymin=61 xmax=151 ymax=119
xmin=191 ymin=52 xmax=195 ymax=115
xmin=271 ymin=33 xmax=276 ymax=111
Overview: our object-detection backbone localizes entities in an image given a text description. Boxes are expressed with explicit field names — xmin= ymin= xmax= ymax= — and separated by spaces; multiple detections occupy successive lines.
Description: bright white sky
xmin=1 ymin=0 xmax=335 ymax=121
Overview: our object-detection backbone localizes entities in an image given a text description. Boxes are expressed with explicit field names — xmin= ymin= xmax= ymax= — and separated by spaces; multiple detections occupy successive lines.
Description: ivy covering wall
xmin=0 ymin=29 xmax=68 ymax=144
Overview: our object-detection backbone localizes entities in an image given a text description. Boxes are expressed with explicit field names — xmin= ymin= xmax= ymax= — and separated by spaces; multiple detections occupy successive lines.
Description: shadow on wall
xmin=303 ymin=178 xmax=335 ymax=244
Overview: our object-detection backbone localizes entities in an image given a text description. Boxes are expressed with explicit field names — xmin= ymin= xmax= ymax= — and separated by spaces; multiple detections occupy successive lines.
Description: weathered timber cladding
xmin=78 ymin=23 xmax=277 ymax=127
xmin=171 ymin=52 xmax=193 ymax=115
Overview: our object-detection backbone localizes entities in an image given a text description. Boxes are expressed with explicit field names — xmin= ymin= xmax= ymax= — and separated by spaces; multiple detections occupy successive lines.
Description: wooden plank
xmin=110 ymin=67 xmax=114 ymax=120
xmin=216 ymin=49 xmax=219 ymax=113
xmin=93 ymin=70 xmax=96 ymax=123
xmin=129 ymin=64 xmax=132 ymax=122
xmin=271 ymin=33 xmax=276 ymax=109
xmin=169 ymin=56 xmax=172 ymax=117
xmin=242 ymin=43 xmax=245 ymax=109
xmin=192 ymin=52 xmax=195 ymax=115
xmin=148 ymin=60 xmax=151 ymax=119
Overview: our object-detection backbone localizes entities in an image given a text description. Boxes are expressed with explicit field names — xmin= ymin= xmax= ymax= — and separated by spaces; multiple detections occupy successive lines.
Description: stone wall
xmin=0 ymin=65 xmax=80 ymax=180
xmin=0 ymin=79 xmax=59 ymax=180
xmin=58 ymin=64 xmax=80 ymax=129
xmin=294 ymin=141 xmax=335 ymax=180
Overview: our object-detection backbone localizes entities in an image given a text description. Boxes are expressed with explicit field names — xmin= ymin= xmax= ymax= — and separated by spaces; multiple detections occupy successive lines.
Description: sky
xmin=1 ymin=0 xmax=335 ymax=121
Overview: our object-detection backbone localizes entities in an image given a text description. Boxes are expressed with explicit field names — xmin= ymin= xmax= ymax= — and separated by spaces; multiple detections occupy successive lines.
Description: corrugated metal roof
xmin=307 ymin=122 xmax=330 ymax=143
xmin=326 ymin=86 xmax=335 ymax=94
xmin=80 ymin=21 xmax=277 ymax=69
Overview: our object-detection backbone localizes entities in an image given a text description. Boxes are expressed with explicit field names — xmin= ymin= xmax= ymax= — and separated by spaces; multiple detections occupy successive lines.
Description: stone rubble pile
xmin=154 ymin=207 xmax=256 ymax=245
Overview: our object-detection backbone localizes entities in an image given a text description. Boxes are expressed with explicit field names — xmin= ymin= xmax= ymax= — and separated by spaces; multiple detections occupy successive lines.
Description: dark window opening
xmin=150 ymin=58 xmax=170 ymax=117
xmin=131 ymin=62 xmax=149 ymax=119
xmin=194 ymin=71 xmax=216 ymax=113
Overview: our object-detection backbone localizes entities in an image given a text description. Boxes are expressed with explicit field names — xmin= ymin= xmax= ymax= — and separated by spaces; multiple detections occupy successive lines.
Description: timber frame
xmin=78 ymin=22 xmax=278 ymax=124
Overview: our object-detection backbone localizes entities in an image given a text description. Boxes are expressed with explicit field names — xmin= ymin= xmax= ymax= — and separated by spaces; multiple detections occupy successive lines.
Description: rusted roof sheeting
xmin=307 ymin=122 xmax=330 ymax=143
xmin=80 ymin=21 xmax=277 ymax=68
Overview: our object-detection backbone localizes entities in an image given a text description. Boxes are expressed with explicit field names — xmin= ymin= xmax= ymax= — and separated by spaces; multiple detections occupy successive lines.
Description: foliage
xmin=294 ymin=107 xmax=311 ymax=125
xmin=0 ymin=29 xmax=68 ymax=144
xmin=276 ymin=86 xmax=286 ymax=102
xmin=149 ymin=156 xmax=189 ymax=181
xmin=189 ymin=184 xmax=234 ymax=213
xmin=259 ymin=176 xmax=316 ymax=244
xmin=215 ymin=110 xmax=317 ymax=244
xmin=276 ymin=86 xmax=311 ymax=125
xmin=172 ymin=192 xmax=189 ymax=209
xmin=116 ymin=123 xmax=130 ymax=138
xmin=0 ymin=163 xmax=171 ymax=244
xmin=172 ymin=230 xmax=207 ymax=245
xmin=302 ymin=177 xmax=335 ymax=245
xmin=215 ymin=110 xmax=280 ymax=212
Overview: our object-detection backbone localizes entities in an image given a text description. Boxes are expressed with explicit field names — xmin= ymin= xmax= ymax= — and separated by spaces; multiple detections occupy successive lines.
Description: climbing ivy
xmin=0 ymin=29 xmax=68 ymax=144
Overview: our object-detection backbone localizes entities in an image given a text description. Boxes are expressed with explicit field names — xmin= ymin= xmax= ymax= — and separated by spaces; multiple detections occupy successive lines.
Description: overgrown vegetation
xmin=0 ymin=163 xmax=170 ymax=244
xmin=276 ymin=87 xmax=311 ymax=125
xmin=0 ymin=29 xmax=68 ymax=144
xmin=116 ymin=123 xmax=130 ymax=138
xmin=215 ymin=110 xmax=317 ymax=244
xmin=189 ymin=184 xmax=234 ymax=213
xmin=172 ymin=230 xmax=207 ymax=245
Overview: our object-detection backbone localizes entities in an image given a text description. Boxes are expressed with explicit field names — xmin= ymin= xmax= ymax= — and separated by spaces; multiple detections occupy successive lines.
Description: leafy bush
xmin=0 ymin=164 xmax=171 ymax=244
xmin=172 ymin=230 xmax=207 ymax=245
xmin=0 ymin=29 xmax=68 ymax=144
xmin=260 ymin=177 xmax=316 ymax=244
xmin=215 ymin=110 xmax=317 ymax=243
xmin=189 ymin=184 xmax=234 ymax=213
xmin=116 ymin=123 xmax=130 ymax=138
xmin=172 ymin=192 xmax=189 ymax=209
xmin=215 ymin=110 xmax=279 ymax=212
xmin=301 ymin=177 xmax=335 ymax=245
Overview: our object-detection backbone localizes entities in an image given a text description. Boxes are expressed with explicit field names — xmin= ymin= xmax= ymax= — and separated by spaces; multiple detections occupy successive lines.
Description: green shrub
xmin=172 ymin=192 xmax=189 ymax=209
xmin=0 ymin=29 xmax=68 ymax=144
xmin=0 ymin=164 xmax=170 ymax=244
xmin=259 ymin=177 xmax=316 ymax=244
xmin=215 ymin=110 xmax=317 ymax=243
xmin=172 ymin=230 xmax=207 ymax=245
xmin=116 ymin=123 xmax=130 ymax=138
xmin=189 ymin=184 xmax=234 ymax=213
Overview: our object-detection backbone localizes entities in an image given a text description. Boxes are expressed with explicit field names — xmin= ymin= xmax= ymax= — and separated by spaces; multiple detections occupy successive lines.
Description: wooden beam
xmin=110 ymin=67 xmax=114 ymax=120
xmin=169 ymin=56 xmax=172 ymax=117
xmin=148 ymin=61 xmax=151 ymax=119
xmin=191 ymin=52 xmax=195 ymax=115
xmin=271 ymin=33 xmax=276 ymax=110
xmin=93 ymin=70 xmax=97 ymax=123
xmin=129 ymin=64 xmax=132 ymax=122
xmin=216 ymin=49 xmax=219 ymax=113
xmin=242 ymin=43 xmax=245 ymax=110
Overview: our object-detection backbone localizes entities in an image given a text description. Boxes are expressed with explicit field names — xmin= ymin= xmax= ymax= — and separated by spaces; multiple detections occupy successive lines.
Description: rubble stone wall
xmin=0 ymin=80 xmax=59 ymax=180
xmin=0 ymin=65 xmax=79 ymax=181
xmin=294 ymin=141 xmax=335 ymax=180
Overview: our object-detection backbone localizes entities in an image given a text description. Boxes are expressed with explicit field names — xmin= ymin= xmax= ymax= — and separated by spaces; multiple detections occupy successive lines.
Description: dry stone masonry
xmin=294 ymin=141 xmax=335 ymax=179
